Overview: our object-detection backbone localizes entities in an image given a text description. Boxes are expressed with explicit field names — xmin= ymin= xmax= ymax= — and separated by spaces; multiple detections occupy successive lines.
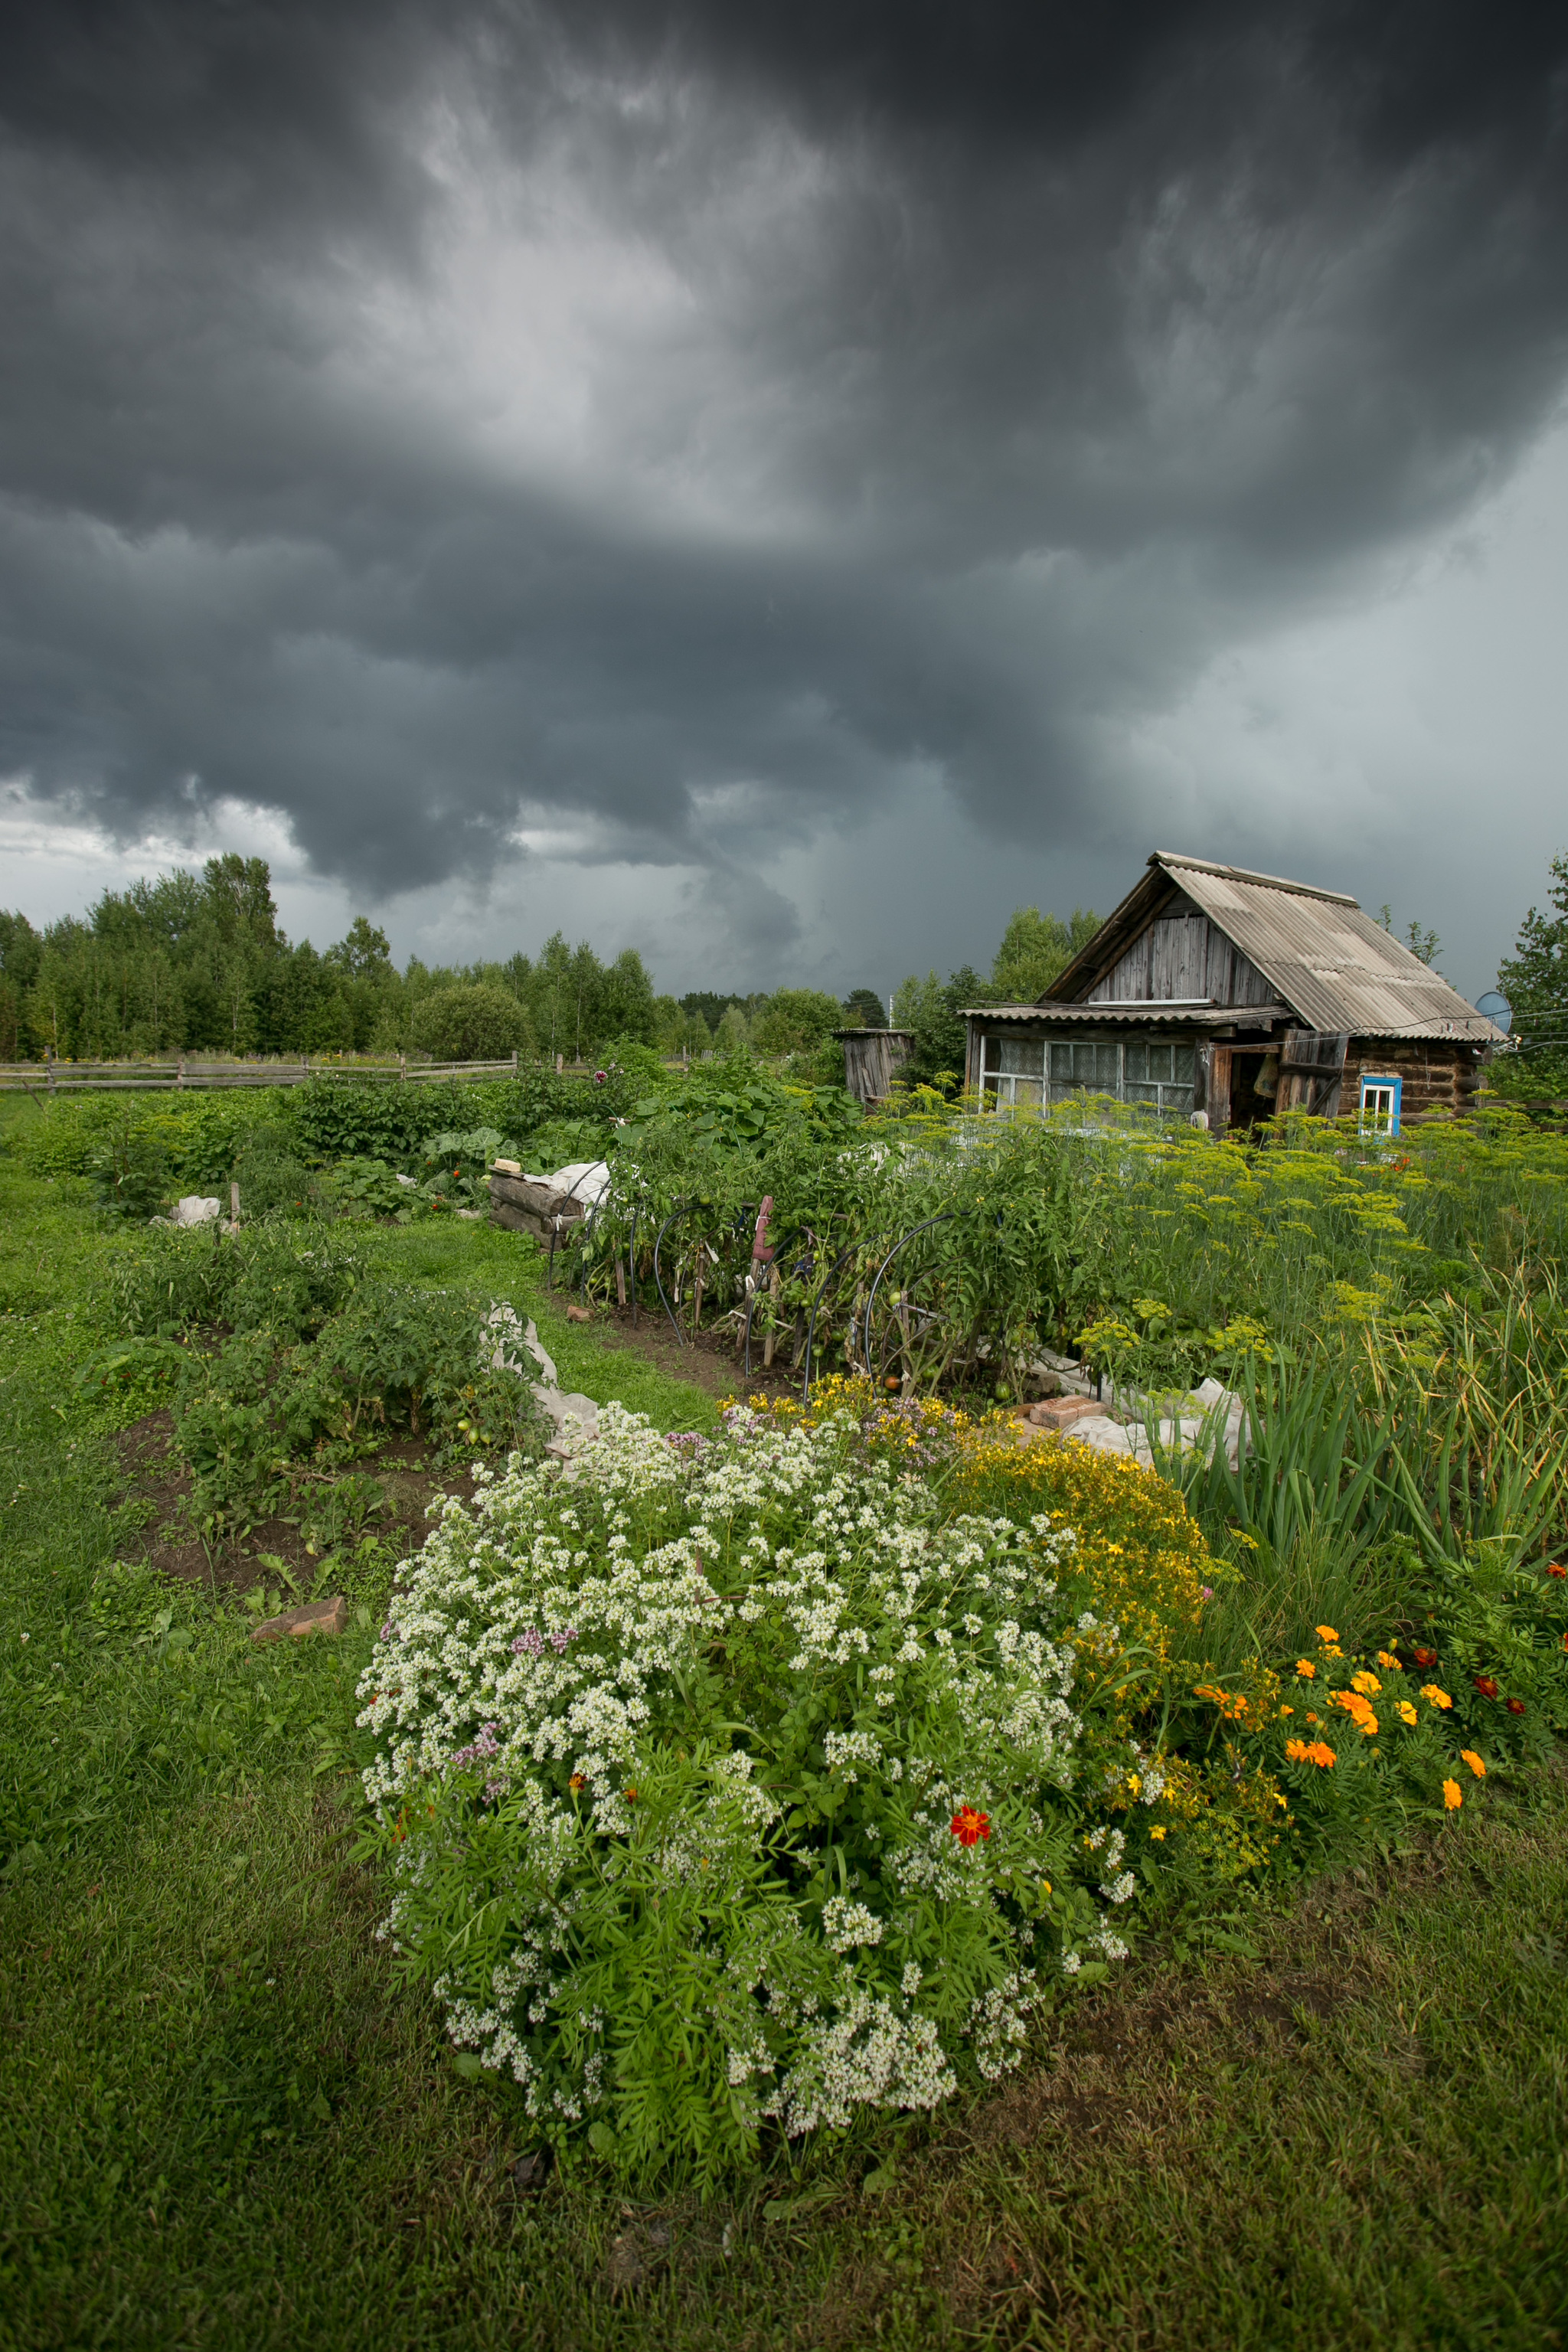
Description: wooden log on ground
xmin=488 ymin=1168 xmax=587 ymax=1241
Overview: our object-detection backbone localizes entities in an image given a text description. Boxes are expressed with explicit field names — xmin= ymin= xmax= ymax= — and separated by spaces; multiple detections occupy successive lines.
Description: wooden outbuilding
xmin=836 ymin=1027 xmax=914 ymax=1107
xmin=963 ymin=851 xmax=1502 ymax=1135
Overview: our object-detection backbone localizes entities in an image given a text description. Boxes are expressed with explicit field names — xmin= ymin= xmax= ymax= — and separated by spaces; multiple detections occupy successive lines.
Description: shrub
xmin=411 ymin=985 xmax=533 ymax=1063
xmin=358 ymin=1403 xmax=1160 ymax=2184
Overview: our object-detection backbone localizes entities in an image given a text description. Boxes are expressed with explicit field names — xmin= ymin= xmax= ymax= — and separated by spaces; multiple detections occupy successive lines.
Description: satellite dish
xmin=1475 ymin=991 xmax=1511 ymax=1035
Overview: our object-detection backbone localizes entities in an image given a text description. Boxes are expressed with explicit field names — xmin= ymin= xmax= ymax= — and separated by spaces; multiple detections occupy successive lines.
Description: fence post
xmin=301 ymin=1054 xmax=309 ymax=1082
xmin=511 ymin=1047 xmax=518 ymax=1076
xmin=47 ymin=1051 xmax=55 ymax=1096
xmin=177 ymin=1056 xmax=186 ymax=1092
xmin=399 ymin=1051 xmax=407 ymax=1082
xmin=556 ymin=1053 xmax=564 ymax=1073
xmin=230 ymin=1181 xmax=241 ymax=1227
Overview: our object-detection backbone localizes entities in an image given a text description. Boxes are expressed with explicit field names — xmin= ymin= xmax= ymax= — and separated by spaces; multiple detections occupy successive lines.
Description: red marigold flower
xmin=1413 ymin=1647 xmax=1438 ymax=1668
xmin=1547 ymin=1561 xmax=1566 ymax=1578
xmin=951 ymin=1806 xmax=991 ymax=1846
xmin=1474 ymin=1676 xmax=1499 ymax=1700
xmin=1506 ymin=1697 xmax=1526 ymax=1715
xmin=569 ymin=1772 xmax=586 ymax=1793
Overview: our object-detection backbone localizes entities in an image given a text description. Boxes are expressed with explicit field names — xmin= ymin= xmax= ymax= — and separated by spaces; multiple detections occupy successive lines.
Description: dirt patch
xmin=547 ymin=1290 xmax=808 ymax=1403
xmin=113 ymin=1412 xmax=479 ymax=1593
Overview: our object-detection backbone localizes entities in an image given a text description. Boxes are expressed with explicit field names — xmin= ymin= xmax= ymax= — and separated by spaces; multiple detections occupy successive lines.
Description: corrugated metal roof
xmin=1158 ymin=856 xmax=1501 ymax=1040
xmin=964 ymin=1002 xmax=1289 ymax=1027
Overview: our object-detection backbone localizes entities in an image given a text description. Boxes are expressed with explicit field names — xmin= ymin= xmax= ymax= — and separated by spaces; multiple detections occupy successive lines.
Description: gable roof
xmin=1045 ymin=852 xmax=1501 ymax=1041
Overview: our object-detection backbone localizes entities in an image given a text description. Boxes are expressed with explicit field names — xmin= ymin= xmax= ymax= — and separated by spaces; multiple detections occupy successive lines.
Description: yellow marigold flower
xmin=1396 ymin=1700 xmax=1417 ymax=1726
xmin=1279 ymin=1704 xmax=1294 ymax=1717
xmin=1442 ymin=1778 xmax=1462 ymax=1810
xmin=1351 ymin=1670 xmax=1381 ymax=1697
xmin=1377 ymin=1651 xmax=1402 ymax=1671
xmin=1315 ymin=1625 xmax=1339 ymax=1643
xmin=1150 ymin=1825 xmax=1167 ymax=1841
xmin=1295 ymin=1659 xmax=1317 ymax=1678
xmin=1460 ymin=1749 xmax=1486 ymax=1778
xmin=1420 ymin=1684 xmax=1453 ymax=1710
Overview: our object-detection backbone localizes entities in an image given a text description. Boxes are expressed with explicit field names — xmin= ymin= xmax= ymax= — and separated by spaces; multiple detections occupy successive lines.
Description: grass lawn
xmin=2 ymin=1146 xmax=1566 ymax=2349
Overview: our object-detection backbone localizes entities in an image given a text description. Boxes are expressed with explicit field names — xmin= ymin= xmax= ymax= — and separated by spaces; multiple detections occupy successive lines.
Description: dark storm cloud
xmin=2 ymin=0 xmax=1567 ymax=915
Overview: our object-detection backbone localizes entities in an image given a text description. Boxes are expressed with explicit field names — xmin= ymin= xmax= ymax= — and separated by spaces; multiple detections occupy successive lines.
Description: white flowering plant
xmin=356 ymin=1403 xmax=1155 ymax=2184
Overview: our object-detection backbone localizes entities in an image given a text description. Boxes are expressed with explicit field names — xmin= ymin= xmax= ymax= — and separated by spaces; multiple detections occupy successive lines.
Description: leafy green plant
xmin=85 ymin=1113 xmax=171 ymax=1220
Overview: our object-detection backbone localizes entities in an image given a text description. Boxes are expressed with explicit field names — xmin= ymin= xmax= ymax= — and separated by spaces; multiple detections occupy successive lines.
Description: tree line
xmin=0 ymin=859 xmax=922 ymax=1066
xmin=0 ymin=854 xmax=1113 ymax=1070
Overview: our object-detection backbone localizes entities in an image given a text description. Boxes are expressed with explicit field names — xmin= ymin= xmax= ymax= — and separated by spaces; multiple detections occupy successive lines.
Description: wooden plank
xmin=1279 ymin=1029 xmax=1348 ymax=1116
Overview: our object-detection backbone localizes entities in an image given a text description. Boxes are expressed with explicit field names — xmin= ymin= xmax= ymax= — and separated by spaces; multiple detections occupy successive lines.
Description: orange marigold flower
xmin=1279 ymin=1704 xmax=1294 ymax=1717
xmin=1459 ymin=1750 xmax=1486 ymax=1778
xmin=569 ymin=1773 xmax=586 ymax=1793
xmin=1351 ymin=1670 xmax=1381 ymax=1697
xmin=951 ymin=1806 xmax=991 ymax=1847
xmin=1295 ymin=1660 xmax=1317 ymax=1679
xmin=1331 ymin=1690 xmax=1378 ymax=1735
xmin=1285 ymin=1738 xmax=1337 ymax=1768
xmin=1396 ymin=1700 xmax=1418 ymax=1726
xmin=1442 ymin=1779 xmax=1462 ymax=1811
xmin=1547 ymin=1563 xmax=1566 ymax=1579
xmin=1420 ymin=1684 xmax=1452 ymax=1710
xmin=1315 ymin=1625 xmax=1339 ymax=1642
xmin=1376 ymin=1651 xmax=1402 ymax=1671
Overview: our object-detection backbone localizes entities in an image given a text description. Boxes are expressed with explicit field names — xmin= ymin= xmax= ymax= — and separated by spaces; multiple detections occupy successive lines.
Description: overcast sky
xmin=3 ymin=0 xmax=1566 ymax=1004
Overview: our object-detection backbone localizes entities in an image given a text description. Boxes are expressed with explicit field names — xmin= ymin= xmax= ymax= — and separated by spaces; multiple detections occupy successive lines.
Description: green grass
xmin=2 ymin=1158 xmax=1566 ymax=2348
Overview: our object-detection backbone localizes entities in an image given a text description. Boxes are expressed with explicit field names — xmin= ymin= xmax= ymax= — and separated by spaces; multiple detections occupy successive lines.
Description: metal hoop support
xmin=800 ymin=1242 xmax=861 ymax=1403
xmin=861 ymin=1214 xmax=958 ymax=1382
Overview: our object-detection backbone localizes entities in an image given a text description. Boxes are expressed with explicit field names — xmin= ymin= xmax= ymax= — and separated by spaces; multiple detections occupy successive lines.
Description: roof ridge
xmin=1152 ymin=851 xmax=1359 ymax=908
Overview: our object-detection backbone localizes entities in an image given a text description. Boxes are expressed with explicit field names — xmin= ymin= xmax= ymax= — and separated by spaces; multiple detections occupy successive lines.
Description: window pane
xmin=1162 ymin=1085 xmax=1194 ymax=1114
xmin=1124 ymin=1081 xmax=1160 ymax=1105
xmin=1174 ymin=1045 xmax=1195 ymax=1083
xmin=1148 ymin=1043 xmax=1174 ymax=1082
xmin=1124 ymin=1041 xmax=1148 ymax=1082
xmin=998 ymin=1038 xmax=1045 ymax=1076
xmin=1011 ymin=1077 xmax=1045 ymax=1107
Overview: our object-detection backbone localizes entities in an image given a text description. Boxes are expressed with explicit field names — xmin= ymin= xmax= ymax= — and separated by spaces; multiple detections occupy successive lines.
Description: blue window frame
xmin=1359 ymin=1073 xmax=1402 ymax=1137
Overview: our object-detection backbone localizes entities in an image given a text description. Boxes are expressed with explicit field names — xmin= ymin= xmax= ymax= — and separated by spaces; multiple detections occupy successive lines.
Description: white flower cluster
xmin=760 ymin=1982 xmax=959 ymax=2137
xmin=822 ymin=1896 xmax=885 ymax=1952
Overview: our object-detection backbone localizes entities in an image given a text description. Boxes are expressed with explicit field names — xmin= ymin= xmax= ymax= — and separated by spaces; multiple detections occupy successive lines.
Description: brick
xmin=251 ymin=1594 xmax=349 ymax=1644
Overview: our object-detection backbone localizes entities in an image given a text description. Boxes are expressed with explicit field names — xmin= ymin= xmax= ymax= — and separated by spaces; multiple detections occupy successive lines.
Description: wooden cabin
xmin=837 ymin=1027 xmax=914 ymax=1106
xmin=964 ymin=851 xmax=1502 ymax=1135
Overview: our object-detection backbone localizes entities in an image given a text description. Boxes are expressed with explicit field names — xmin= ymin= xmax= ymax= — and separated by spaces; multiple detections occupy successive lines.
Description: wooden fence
xmin=7 ymin=1053 xmax=534 ymax=1095
xmin=0 ymin=1052 xmax=691 ymax=1095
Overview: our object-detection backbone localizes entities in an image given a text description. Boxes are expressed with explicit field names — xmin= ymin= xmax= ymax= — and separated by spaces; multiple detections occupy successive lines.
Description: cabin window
xmin=1359 ymin=1073 xmax=1402 ymax=1137
xmin=979 ymin=1034 xmax=1194 ymax=1115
